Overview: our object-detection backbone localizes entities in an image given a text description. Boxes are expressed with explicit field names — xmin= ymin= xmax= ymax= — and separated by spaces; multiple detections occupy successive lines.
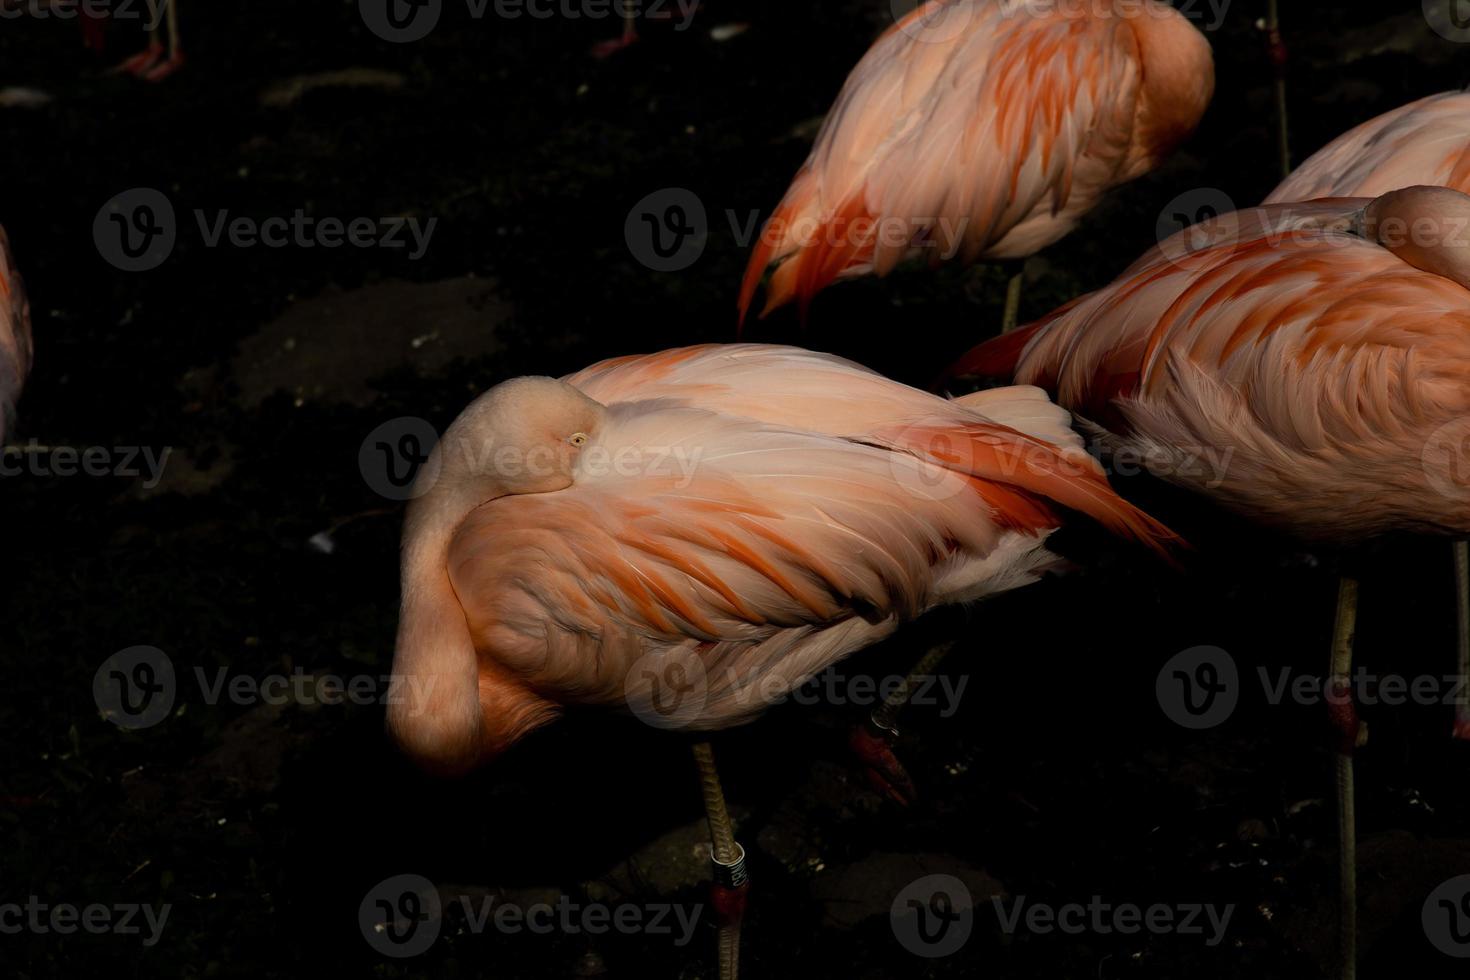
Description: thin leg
xmin=113 ymin=36 xmax=164 ymax=77
xmin=143 ymin=0 xmax=183 ymax=81
xmin=1263 ymin=0 xmax=1291 ymax=179
xmin=692 ymin=741 xmax=746 ymax=980
xmin=591 ymin=1 xmax=639 ymax=57
xmin=1455 ymin=541 xmax=1470 ymax=739
xmin=1327 ymin=576 xmax=1363 ymax=980
xmin=849 ymin=641 xmax=956 ymax=805
xmin=999 ymin=263 xmax=1026 ymax=335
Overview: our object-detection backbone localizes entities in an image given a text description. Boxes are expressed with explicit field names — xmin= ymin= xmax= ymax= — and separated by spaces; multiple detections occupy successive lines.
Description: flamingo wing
xmin=966 ymin=200 xmax=1470 ymax=536
xmin=566 ymin=343 xmax=1179 ymax=552
xmin=1265 ymin=91 xmax=1470 ymax=203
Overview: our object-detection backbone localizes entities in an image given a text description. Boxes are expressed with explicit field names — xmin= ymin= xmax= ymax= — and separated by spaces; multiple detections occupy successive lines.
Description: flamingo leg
xmin=1262 ymin=0 xmax=1291 ymax=178
xmin=692 ymin=741 xmax=747 ymax=980
xmin=113 ymin=38 xmax=164 ymax=77
xmin=1455 ymin=542 xmax=1470 ymax=739
xmin=143 ymin=0 xmax=183 ymax=81
xmin=114 ymin=0 xmax=181 ymax=80
xmin=1000 ymin=262 xmax=1028 ymax=335
xmin=590 ymin=2 xmax=639 ymax=58
xmin=848 ymin=641 xmax=955 ymax=805
xmin=1327 ymin=576 xmax=1364 ymax=980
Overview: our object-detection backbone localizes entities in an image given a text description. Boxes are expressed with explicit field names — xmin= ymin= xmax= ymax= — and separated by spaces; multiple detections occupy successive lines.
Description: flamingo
xmin=947 ymin=186 xmax=1470 ymax=980
xmin=1264 ymin=90 xmax=1470 ymax=205
xmin=737 ymin=0 xmax=1214 ymax=327
xmin=0 ymin=226 xmax=31 ymax=443
xmin=387 ymin=344 xmax=1179 ymax=978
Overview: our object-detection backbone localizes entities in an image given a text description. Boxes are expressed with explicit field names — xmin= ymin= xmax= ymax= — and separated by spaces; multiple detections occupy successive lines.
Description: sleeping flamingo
xmin=387 ymin=344 xmax=1178 ymax=978
xmin=948 ymin=186 xmax=1470 ymax=980
xmin=738 ymin=0 xmax=1214 ymax=326
xmin=0 ymin=226 xmax=31 ymax=442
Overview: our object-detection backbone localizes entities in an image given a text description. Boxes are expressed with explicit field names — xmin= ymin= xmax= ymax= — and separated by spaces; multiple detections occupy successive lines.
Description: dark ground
xmin=2 ymin=2 xmax=1470 ymax=977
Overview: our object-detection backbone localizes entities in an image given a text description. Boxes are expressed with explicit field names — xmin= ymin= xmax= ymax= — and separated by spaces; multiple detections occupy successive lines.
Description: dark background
xmin=2 ymin=1 xmax=1468 ymax=977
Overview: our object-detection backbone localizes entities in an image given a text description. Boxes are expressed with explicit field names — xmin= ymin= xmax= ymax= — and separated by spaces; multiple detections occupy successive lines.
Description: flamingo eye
xmin=567 ymin=432 xmax=589 ymax=448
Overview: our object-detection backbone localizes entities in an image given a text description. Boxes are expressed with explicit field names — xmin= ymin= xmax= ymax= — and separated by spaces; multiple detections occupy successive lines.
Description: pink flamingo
xmin=738 ymin=0 xmax=1214 ymax=326
xmin=0 ymin=226 xmax=31 ymax=442
xmin=1265 ymin=90 xmax=1470 ymax=204
xmin=388 ymin=344 xmax=1178 ymax=978
xmin=948 ymin=186 xmax=1470 ymax=979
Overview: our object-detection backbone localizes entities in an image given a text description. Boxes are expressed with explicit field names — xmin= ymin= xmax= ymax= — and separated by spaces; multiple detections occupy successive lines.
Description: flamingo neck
xmin=389 ymin=473 xmax=562 ymax=774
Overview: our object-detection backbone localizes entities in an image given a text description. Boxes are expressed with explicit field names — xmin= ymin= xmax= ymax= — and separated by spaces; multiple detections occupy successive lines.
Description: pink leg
xmin=849 ymin=719 xmax=917 ymax=806
xmin=590 ymin=9 xmax=638 ymax=58
xmin=142 ymin=48 xmax=184 ymax=81
xmin=112 ymin=41 xmax=164 ymax=77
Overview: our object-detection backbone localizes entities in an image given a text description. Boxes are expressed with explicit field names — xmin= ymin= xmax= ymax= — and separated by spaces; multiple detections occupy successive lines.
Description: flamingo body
xmin=389 ymin=345 xmax=1177 ymax=773
xmin=950 ymin=189 xmax=1470 ymax=540
xmin=1265 ymin=91 xmax=1470 ymax=203
xmin=738 ymin=0 xmax=1213 ymax=320
xmin=0 ymin=227 xmax=31 ymax=441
